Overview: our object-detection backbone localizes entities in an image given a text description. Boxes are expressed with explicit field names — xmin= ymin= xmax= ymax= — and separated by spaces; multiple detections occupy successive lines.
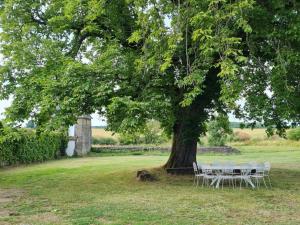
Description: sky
xmin=0 ymin=99 xmax=10 ymax=120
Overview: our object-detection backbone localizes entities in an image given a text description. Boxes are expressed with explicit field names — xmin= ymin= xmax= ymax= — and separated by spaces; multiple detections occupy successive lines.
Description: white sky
xmin=0 ymin=99 xmax=11 ymax=120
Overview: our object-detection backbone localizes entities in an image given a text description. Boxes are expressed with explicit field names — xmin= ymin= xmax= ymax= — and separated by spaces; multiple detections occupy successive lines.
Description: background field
xmin=92 ymin=127 xmax=300 ymax=147
xmin=92 ymin=128 xmax=118 ymax=139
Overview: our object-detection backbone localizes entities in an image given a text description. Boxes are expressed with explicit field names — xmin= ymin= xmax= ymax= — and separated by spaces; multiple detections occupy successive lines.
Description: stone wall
xmin=91 ymin=145 xmax=240 ymax=154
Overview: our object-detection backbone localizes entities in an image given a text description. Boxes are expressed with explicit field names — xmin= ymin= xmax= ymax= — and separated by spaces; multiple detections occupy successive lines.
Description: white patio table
xmin=204 ymin=165 xmax=256 ymax=189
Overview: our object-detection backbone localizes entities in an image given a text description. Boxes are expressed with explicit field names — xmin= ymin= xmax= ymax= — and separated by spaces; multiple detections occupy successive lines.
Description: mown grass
xmin=0 ymin=145 xmax=300 ymax=225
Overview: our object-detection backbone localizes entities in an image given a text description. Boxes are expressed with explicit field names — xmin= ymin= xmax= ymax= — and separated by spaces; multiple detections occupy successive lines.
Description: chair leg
xmin=262 ymin=177 xmax=267 ymax=188
xmin=267 ymin=175 xmax=272 ymax=188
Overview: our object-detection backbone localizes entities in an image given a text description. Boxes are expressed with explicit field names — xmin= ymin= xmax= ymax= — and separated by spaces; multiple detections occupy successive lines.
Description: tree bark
xmin=164 ymin=106 xmax=204 ymax=169
xmin=164 ymin=121 xmax=198 ymax=168
xmin=164 ymin=66 xmax=221 ymax=169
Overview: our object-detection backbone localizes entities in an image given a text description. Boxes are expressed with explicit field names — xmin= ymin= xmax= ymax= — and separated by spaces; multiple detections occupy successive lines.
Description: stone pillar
xmin=74 ymin=115 xmax=92 ymax=156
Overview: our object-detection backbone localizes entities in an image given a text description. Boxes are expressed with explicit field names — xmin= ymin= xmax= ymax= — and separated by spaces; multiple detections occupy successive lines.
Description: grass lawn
xmin=0 ymin=146 xmax=300 ymax=225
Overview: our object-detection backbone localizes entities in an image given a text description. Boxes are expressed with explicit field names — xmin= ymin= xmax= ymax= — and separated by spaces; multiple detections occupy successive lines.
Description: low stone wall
xmin=92 ymin=145 xmax=240 ymax=154
xmin=198 ymin=146 xmax=240 ymax=154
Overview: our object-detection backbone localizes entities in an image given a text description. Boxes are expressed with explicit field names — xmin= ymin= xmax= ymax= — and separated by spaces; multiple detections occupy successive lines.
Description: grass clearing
xmin=0 ymin=145 xmax=300 ymax=225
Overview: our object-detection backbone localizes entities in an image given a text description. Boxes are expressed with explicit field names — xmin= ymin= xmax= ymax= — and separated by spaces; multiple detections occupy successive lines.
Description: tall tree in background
xmin=0 ymin=0 xmax=299 ymax=169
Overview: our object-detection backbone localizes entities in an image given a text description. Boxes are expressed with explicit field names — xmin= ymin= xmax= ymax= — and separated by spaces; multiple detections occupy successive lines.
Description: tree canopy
xmin=0 ymin=0 xmax=299 ymax=167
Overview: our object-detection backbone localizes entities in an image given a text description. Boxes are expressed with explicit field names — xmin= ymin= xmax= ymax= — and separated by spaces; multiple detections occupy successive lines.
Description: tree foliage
xmin=0 ymin=0 xmax=299 ymax=167
xmin=287 ymin=127 xmax=300 ymax=141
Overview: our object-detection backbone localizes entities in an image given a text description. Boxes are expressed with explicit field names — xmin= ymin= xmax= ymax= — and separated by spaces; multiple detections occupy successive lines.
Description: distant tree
xmin=207 ymin=115 xmax=233 ymax=146
xmin=287 ymin=128 xmax=300 ymax=141
xmin=0 ymin=1 xmax=299 ymax=169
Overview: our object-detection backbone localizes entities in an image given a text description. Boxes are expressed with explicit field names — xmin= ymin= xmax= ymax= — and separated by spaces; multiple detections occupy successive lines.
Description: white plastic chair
xmin=264 ymin=162 xmax=272 ymax=188
xmin=193 ymin=162 xmax=204 ymax=186
xmin=250 ymin=163 xmax=267 ymax=188
xmin=237 ymin=164 xmax=253 ymax=189
xmin=221 ymin=162 xmax=237 ymax=189
xmin=201 ymin=164 xmax=216 ymax=187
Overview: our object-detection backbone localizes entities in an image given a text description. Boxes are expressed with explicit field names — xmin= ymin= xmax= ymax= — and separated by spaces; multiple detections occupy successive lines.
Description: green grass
xmin=0 ymin=145 xmax=300 ymax=225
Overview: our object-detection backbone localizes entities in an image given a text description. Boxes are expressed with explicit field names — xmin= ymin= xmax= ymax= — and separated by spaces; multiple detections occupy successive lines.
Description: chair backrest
xmin=222 ymin=166 xmax=234 ymax=174
xmin=264 ymin=162 xmax=271 ymax=171
xmin=202 ymin=164 xmax=213 ymax=175
xmin=240 ymin=164 xmax=252 ymax=175
xmin=193 ymin=162 xmax=198 ymax=173
xmin=255 ymin=163 xmax=265 ymax=174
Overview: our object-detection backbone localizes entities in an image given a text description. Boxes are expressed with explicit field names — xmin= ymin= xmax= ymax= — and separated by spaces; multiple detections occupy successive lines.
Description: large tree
xmin=0 ymin=0 xmax=299 ymax=169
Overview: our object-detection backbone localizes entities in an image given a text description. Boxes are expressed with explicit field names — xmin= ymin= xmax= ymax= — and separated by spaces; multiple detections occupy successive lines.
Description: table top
xmin=198 ymin=164 xmax=263 ymax=170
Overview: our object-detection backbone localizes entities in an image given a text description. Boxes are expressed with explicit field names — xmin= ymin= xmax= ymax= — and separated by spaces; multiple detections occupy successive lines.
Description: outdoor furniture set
xmin=193 ymin=161 xmax=272 ymax=189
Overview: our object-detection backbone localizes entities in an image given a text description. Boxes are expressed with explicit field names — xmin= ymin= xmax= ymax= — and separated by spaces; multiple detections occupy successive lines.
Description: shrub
xmin=118 ymin=132 xmax=142 ymax=145
xmin=142 ymin=121 xmax=168 ymax=144
xmin=92 ymin=137 xmax=118 ymax=145
xmin=287 ymin=127 xmax=300 ymax=141
xmin=233 ymin=131 xmax=251 ymax=142
xmin=207 ymin=115 xmax=233 ymax=146
xmin=0 ymin=124 xmax=67 ymax=167
xmin=117 ymin=121 xmax=169 ymax=145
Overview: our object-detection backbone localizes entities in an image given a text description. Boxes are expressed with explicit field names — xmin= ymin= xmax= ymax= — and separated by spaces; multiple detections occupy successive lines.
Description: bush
xmin=142 ymin=121 xmax=168 ymax=144
xmin=92 ymin=137 xmax=118 ymax=145
xmin=233 ymin=131 xmax=251 ymax=142
xmin=117 ymin=121 xmax=169 ymax=145
xmin=118 ymin=132 xmax=142 ymax=145
xmin=0 ymin=124 xmax=67 ymax=167
xmin=207 ymin=115 xmax=233 ymax=146
xmin=287 ymin=128 xmax=300 ymax=141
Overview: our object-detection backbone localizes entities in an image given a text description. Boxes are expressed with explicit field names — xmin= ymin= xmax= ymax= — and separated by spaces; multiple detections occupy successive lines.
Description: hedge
xmin=92 ymin=137 xmax=118 ymax=145
xmin=287 ymin=127 xmax=300 ymax=141
xmin=0 ymin=125 xmax=67 ymax=167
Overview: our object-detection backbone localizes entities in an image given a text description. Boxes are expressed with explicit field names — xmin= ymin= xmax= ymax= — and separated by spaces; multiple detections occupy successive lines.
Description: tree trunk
xmin=164 ymin=67 xmax=221 ymax=170
xmin=164 ymin=102 xmax=207 ymax=169
xmin=164 ymin=120 xmax=198 ymax=169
